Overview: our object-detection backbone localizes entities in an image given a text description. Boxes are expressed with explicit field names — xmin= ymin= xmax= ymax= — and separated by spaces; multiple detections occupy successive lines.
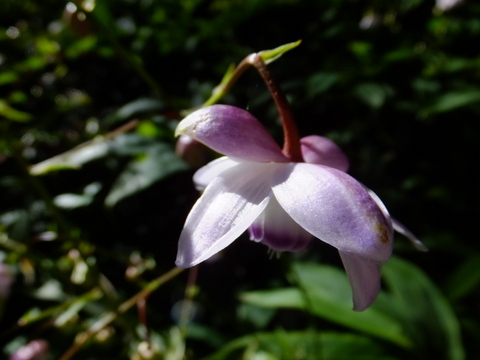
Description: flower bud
xmin=9 ymin=340 xmax=49 ymax=360
xmin=175 ymin=135 xmax=210 ymax=168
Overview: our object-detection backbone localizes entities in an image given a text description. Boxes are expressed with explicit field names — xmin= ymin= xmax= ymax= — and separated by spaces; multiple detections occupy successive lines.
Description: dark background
xmin=1 ymin=0 xmax=479 ymax=359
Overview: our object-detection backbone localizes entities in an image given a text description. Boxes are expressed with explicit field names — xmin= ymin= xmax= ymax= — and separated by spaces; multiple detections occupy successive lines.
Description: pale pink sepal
xmin=339 ymin=251 xmax=381 ymax=311
xmin=271 ymin=163 xmax=393 ymax=264
xmin=248 ymin=196 xmax=312 ymax=251
xmin=176 ymin=105 xmax=288 ymax=163
xmin=300 ymin=135 xmax=349 ymax=172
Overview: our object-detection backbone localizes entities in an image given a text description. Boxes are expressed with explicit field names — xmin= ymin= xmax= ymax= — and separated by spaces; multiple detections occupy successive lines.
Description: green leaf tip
xmin=0 ymin=100 xmax=31 ymax=122
xmin=259 ymin=40 xmax=302 ymax=64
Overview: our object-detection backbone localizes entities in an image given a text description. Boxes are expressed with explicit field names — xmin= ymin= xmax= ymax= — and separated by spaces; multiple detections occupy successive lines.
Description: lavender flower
xmin=175 ymin=105 xmax=395 ymax=310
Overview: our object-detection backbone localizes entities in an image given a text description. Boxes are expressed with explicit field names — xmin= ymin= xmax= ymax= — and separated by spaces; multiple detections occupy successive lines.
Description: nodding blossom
xmin=175 ymin=104 xmax=419 ymax=311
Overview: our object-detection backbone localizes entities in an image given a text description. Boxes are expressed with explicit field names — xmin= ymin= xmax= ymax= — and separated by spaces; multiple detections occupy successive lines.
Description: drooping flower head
xmin=175 ymin=104 xmax=395 ymax=311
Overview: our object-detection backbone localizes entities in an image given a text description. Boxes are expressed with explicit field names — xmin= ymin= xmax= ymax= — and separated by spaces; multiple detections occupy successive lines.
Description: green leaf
xmin=104 ymin=98 xmax=165 ymax=126
xmin=54 ymin=182 xmax=102 ymax=209
xmin=137 ymin=120 xmax=163 ymax=138
xmin=0 ymin=71 xmax=19 ymax=86
xmin=354 ymin=83 xmax=390 ymax=109
xmin=240 ymin=288 xmax=307 ymax=310
xmin=307 ymin=72 xmax=339 ymax=97
xmin=291 ymin=262 xmax=413 ymax=348
xmin=36 ymin=37 xmax=60 ymax=56
xmin=105 ymin=143 xmax=188 ymax=207
xmin=54 ymin=288 xmax=102 ymax=326
xmin=0 ymin=100 xmax=31 ymax=122
xmin=18 ymin=288 xmax=102 ymax=327
xmin=237 ymin=303 xmax=276 ymax=329
xmin=54 ymin=194 xmax=94 ymax=209
xmin=30 ymin=139 xmax=110 ymax=175
xmin=382 ymin=257 xmax=465 ymax=360
xmin=202 ymin=331 xmax=398 ymax=360
xmin=31 ymin=279 xmax=64 ymax=301
xmin=29 ymin=132 xmax=158 ymax=175
xmin=65 ymin=36 xmax=98 ymax=59
xmin=444 ymin=254 xmax=480 ymax=301
xmin=425 ymin=90 xmax=480 ymax=114
xmin=109 ymin=132 xmax=165 ymax=156
xmin=258 ymin=40 xmax=302 ymax=65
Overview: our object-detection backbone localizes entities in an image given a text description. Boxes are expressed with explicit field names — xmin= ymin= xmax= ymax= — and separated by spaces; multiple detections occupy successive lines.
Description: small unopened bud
xmin=175 ymin=135 xmax=210 ymax=168
xmin=9 ymin=340 xmax=49 ymax=360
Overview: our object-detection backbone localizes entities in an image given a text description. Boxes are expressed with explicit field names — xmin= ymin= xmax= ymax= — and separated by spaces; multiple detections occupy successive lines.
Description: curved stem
xmin=196 ymin=48 xmax=303 ymax=161
xmin=201 ymin=58 xmax=253 ymax=109
xmin=248 ymin=54 xmax=303 ymax=162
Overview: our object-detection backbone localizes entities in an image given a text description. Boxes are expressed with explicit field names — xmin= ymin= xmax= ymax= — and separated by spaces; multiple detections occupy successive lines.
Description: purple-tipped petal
xmin=248 ymin=196 xmax=313 ymax=251
xmin=176 ymin=162 xmax=274 ymax=267
xmin=271 ymin=163 xmax=393 ymax=263
xmin=193 ymin=156 xmax=239 ymax=191
xmin=339 ymin=251 xmax=381 ymax=311
xmin=363 ymin=187 xmax=427 ymax=250
xmin=301 ymin=135 xmax=349 ymax=172
xmin=176 ymin=105 xmax=288 ymax=163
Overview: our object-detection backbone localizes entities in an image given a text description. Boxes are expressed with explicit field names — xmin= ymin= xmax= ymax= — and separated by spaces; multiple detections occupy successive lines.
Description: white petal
xmin=248 ymin=196 xmax=312 ymax=251
xmin=271 ymin=163 xmax=393 ymax=264
xmin=176 ymin=162 xmax=273 ymax=267
xmin=339 ymin=251 xmax=381 ymax=311
xmin=193 ymin=157 xmax=239 ymax=191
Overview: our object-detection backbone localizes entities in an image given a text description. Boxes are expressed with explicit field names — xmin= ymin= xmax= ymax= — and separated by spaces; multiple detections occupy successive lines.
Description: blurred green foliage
xmin=1 ymin=0 xmax=480 ymax=359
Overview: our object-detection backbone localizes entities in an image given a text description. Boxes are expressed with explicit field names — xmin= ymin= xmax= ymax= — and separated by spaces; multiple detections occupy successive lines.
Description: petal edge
xmin=176 ymin=162 xmax=273 ymax=267
xmin=177 ymin=105 xmax=288 ymax=162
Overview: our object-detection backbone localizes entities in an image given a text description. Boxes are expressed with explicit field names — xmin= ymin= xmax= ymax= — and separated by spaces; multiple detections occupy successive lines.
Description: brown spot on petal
xmin=376 ymin=223 xmax=390 ymax=244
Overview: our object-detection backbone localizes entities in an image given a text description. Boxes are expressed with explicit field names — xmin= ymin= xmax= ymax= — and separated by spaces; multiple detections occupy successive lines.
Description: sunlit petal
xmin=176 ymin=105 xmax=288 ymax=162
xmin=272 ymin=163 xmax=393 ymax=263
xmin=193 ymin=156 xmax=239 ymax=191
xmin=248 ymin=195 xmax=313 ymax=251
xmin=176 ymin=162 xmax=273 ymax=267
xmin=301 ymin=135 xmax=349 ymax=172
xmin=339 ymin=251 xmax=381 ymax=311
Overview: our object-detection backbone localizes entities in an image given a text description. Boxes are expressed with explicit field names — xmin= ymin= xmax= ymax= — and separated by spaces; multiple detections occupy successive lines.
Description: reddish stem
xmin=249 ymin=54 xmax=303 ymax=162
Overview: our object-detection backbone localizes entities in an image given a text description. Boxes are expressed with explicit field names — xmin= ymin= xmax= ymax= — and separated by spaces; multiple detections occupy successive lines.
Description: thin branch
xmin=59 ymin=266 xmax=185 ymax=360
